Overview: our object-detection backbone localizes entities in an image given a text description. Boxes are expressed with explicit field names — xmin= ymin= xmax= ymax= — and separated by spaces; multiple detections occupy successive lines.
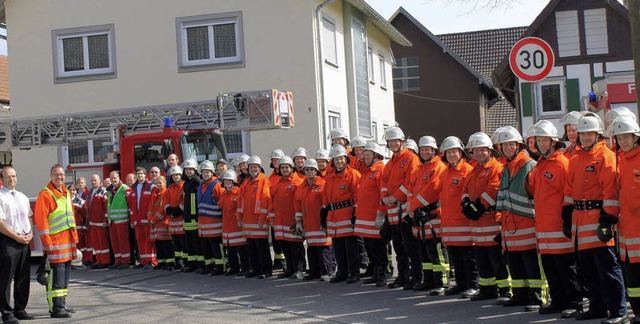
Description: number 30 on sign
xmin=509 ymin=37 xmax=555 ymax=82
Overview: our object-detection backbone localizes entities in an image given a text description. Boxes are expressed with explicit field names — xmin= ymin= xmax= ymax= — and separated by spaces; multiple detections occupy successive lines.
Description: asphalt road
xmin=20 ymin=264 xmax=615 ymax=323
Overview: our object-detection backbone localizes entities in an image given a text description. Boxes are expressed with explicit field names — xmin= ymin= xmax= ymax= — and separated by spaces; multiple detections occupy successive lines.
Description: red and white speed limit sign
xmin=509 ymin=37 xmax=555 ymax=82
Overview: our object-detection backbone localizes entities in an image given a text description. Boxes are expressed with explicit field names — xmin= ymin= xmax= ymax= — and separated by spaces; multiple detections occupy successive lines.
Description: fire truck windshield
xmin=181 ymin=131 xmax=227 ymax=166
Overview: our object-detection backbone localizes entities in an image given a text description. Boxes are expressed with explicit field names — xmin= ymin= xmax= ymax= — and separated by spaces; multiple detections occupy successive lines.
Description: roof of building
xmin=348 ymin=0 xmax=411 ymax=47
xmin=0 ymin=55 xmax=8 ymax=103
xmin=493 ymin=0 xmax=630 ymax=107
xmin=390 ymin=7 xmax=498 ymax=100
xmin=439 ymin=27 xmax=526 ymax=133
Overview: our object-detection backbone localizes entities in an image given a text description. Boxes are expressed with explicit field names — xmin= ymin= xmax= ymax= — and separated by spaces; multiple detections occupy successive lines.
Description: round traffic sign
xmin=509 ymin=37 xmax=555 ymax=82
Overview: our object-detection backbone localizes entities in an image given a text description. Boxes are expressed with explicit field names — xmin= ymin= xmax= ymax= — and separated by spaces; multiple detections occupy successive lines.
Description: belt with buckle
xmin=327 ymin=200 xmax=353 ymax=211
xmin=573 ymin=200 xmax=603 ymax=211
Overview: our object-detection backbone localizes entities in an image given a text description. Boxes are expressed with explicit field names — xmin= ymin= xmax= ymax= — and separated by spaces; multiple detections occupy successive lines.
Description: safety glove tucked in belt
xmin=351 ymin=207 xmax=357 ymax=228
xmin=320 ymin=206 xmax=328 ymax=230
xmin=461 ymin=197 xmax=483 ymax=221
xmin=294 ymin=220 xmax=305 ymax=237
xmin=375 ymin=211 xmax=385 ymax=229
xmin=561 ymin=205 xmax=574 ymax=238
xmin=597 ymin=211 xmax=618 ymax=243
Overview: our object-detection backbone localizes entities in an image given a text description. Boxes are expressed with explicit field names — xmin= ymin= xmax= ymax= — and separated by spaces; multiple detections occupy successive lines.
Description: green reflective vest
xmin=496 ymin=159 xmax=536 ymax=218
xmin=107 ymin=185 xmax=130 ymax=221
xmin=43 ymin=187 xmax=76 ymax=235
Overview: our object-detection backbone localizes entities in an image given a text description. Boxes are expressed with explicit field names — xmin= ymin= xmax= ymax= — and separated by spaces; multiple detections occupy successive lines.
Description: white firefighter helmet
xmin=529 ymin=120 xmax=559 ymax=141
xmin=439 ymin=136 xmax=465 ymax=153
xmin=270 ymin=149 xmax=285 ymax=160
xmin=183 ymin=158 xmax=198 ymax=170
xmin=329 ymin=128 xmax=349 ymax=141
xmin=351 ymin=136 xmax=367 ymax=148
xmin=403 ymin=139 xmax=418 ymax=153
xmin=495 ymin=126 xmax=524 ymax=144
xmin=606 ymin=116 xmax=640 ymax=137
xmin=559 ymin=111 xmax=583 ymax=126
xmin=467 ymin=132 xmax=485 ymax=149
xmin=199 ymin=160 xmax=215 ymax=173
xmin=418 ymin=136 xmax=438 ymax=150
xmin=303 ymin=159 xmax=320 ymax=172
xmin=492 ymin=127 xmax=507 ymax=145
xmin=71 ymin=249 xmax=83 ymax=267
xmin=278 ymin=156 xmax=294 ymax=167
xmin=221 ymin=169 xmax=238 ymax=182
xmin=383 ymin=126 xmax=405 ymax=141
xmin=167 ymin=165 xmax=183 ymax=176
xmin=235 ymin=154 xmax=250 ymax=166
xmin=364 ymin=142 xmax=385 ymax=157
xmin=315 ymin=148 xmax=330 ymax=161
xmin=247 ymin=155 xmax=263 ymax=167
xmin=329 ymin=144 xmax=348 ymax=159
xmin=605 ymin=106 xmax=637 ymax=123
xmin=291 ymin=147 xmax=308 ymax=159
xmin=577 ymin=113 xmax=604 ymax=135
xmin=467 ymin=132 xmax=493 ymax=150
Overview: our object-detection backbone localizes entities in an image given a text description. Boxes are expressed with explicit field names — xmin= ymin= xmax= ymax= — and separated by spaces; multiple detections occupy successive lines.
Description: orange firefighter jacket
xmin=439 ymin=159 xmax=475 ymax=246
xmin=34 ymin=182 xmax=79 ymax=263
xmin=462 ymin=157 xmax=503 ymax=246
xmin=236 ymin=173 xmax=271 ymax=239
xmin=323 ymin=165 xmax=361 ymax=238
xmin=405 ymin=156 xmax=447 ymax=239
xmin=381 ymin=147 xmax=420 ymax=225
xmin=354 ymin=160 xmax=385 ymax=239
xmin=148 ymin=186 xmax=171 ymax=241
xmin=217 ymin=184 xmax=245 ymax=247
xmin=165 ymin=180 xmax=185 ymax=235
xmin=618 ymin=146 xmax=640 ymax=263
xmin=269 ymin=172 xmax=304 ymax=242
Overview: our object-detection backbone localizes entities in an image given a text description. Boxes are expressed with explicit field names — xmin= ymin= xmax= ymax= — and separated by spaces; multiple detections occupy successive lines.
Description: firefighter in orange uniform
xmin=268 ymin=149 xmax=286 ymax=271
xmin=494 ymin=126 xmax=545 ymax=311
xmin=34 ymin=164 xmax=78 ymax=318
xmin=609 ymin=116 xmax=640 ymax=323
xmin=218 ymin=170 xmax=248 ymax=276
xmin=323 ymin=144 xmax=361 ymax=283
xmin=527 ymin=120 xmax=582 ymax=317
xmin=196 ymin=161 xmax=224 ymax=275
xmin=237 ymin=155 xmax=272 ymax=279
xmin=355 ymin=143 xmax=388 ymax=287
xmin=379 ymin=126 xmax=421 ymax=289
xmin=349 ymin=136 xmax=368 ymax=173
xmin=269 ymin=156 xmax=305 ymax=279
xmin=295 ymin=159 xmax=334 ymax=281
xmin=148 ymin=176 xmax=175 ymax=270
xmin=405 ymin=136 xmax=448 ymax=295
xmin=165 ymin=166 xmax=186 ymax=270
xmin=462 ymin=132 xmax=510 ymax=301
xmin=563 ymin=113 xmax=626 ymax=323
xmin=315 ymin=149 xmax=331 ymax=177
xmin=438 ymin=136 xmax=478 ymax=296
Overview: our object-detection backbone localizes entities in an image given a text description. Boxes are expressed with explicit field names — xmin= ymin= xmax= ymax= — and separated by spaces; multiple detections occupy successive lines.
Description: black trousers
xmin=447 ymin=245 xmax=478 ymax=291
xmin=578 ymin=247 xmax=626 ymax=318
xmin=307 ymin=245 xmax=335 ymax=278
xmin=475 ymin=245 xmax=508 ymax=295
xmin=281 ymin=241 xmax=305 ymax=274
xmin=401 ymin=223 xmax=422 ymax=283
xmin=357 ymin=236 xmax=368 ymax=268
xmin=128 ymin=225 xmax=138 ymax=265
xmin=0 ymin=235 xmax=30 ymax=317
xmin=425 ymin=238 xmax=449 ymax=288
xmin=48 ymin=261 xmax=71 ymax=312
xmin=201 ymin=237 xmax=223 ymax=268
xmin=246 ymin=238 xmax=272 ymax=275
xmin=271 ymin=228 xmax=284 ymax=261
xmin=227 ymin=245 xmax=249 ymax=272
xmin=172 ymin=233 xmax=186 ymax=263
xmin=540 ymin=253 xmax=582 ymax=310
xmin=184 ymin=229 xmax=202 ymax=268
xmin=154 ymin=240 xmax=174 ymax=266
xmin=506 ymin=249 xmax=544 ymax=305
xmin=363 ymin=237 xmax=388 ymax=268
xmin=390 ymin=224 xmax=408 ymax=281
xmin=623 ymin=258 xmax=640 ymax=316
xmin=333 ymin=236 xmax=360 ymax=278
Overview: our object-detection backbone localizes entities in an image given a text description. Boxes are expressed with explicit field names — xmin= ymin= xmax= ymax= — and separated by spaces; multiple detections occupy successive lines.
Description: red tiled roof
xmin=0 ymin=55 xmax=8 ymax=103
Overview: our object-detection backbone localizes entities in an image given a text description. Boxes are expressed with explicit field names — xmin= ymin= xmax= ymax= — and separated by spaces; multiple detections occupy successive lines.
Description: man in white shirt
xmin=0 ymin=166 xmax=34 ymax=323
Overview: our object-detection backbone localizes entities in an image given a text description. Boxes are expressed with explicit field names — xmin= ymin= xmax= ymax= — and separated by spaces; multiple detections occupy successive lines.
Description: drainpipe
xmin=315 ymin=0 xmax=336 ymax=149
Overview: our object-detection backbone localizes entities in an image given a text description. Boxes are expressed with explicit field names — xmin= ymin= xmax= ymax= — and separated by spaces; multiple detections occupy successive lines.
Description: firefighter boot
xmin=375 ymin=267 xmax=388 ymax=288
xmin=196 ymin=265 xmax=212 ymax=275
xmin=210 ymin=265 xmax=225 ymax=276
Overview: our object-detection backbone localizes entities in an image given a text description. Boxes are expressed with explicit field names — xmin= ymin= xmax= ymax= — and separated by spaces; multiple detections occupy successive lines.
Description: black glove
xmin=403 ymin=214 xmax=414 ymax=226
xmin=320 ymin=207 xmax=328 ymax=229
xmin=461 ymin=198 xmax=483 ymax=221
xmin=165 ymin=207 xmax=175 ymax=218
xmin=561 ymin=205 xmax=574 ymax=238
xmin=472 ymin=198 xmax=486 ymax=214
xmin=379 ymin=217 xmax=391 ymax=241
xmin=493 ymin=233 xmax=502 ymax=244
xmin=597 ymin=224 xmax=614 ymax=242
xmin=599 ymin=211 xmax=618 ymax=226
xmin=174 ymin=207 xmax=184 ymax=217
xmin=460 ymin=196 xmax=471 ymax=209
xmin=351 ymin=208 xmax=357 ymax=227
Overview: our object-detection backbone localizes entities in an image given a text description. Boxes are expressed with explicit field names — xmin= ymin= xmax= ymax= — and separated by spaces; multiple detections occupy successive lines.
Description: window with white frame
xmin=537 ymin=80 xmax=566 ymax=116
xmin=322 ymin=16 xmax=338 ymax=66
xmin=52 ymin=24 xmax=116 ymax=81
xmin=328 ymin=111 xmax=341 ymax=131
xmin=382 ymin=124 xmax=389 ymax=136
xmin=68 ymin=139 xmax=112 ymax=165
xmin=223 ymin=129 xmax=244 ymax=154
xmin=368 ymin=46 xmax=375 ymax=83
xmin=177 ymin=12 xmax=244 ymax=70
xmin=378 ymin=53 xmax=386 ymax=88
xmin=393 ymin=57 xmax=419 ymax=91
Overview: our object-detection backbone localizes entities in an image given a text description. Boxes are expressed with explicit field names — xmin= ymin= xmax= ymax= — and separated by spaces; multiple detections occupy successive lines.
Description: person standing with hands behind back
xmin=0 ymin=167 xmax=34 ymax=324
